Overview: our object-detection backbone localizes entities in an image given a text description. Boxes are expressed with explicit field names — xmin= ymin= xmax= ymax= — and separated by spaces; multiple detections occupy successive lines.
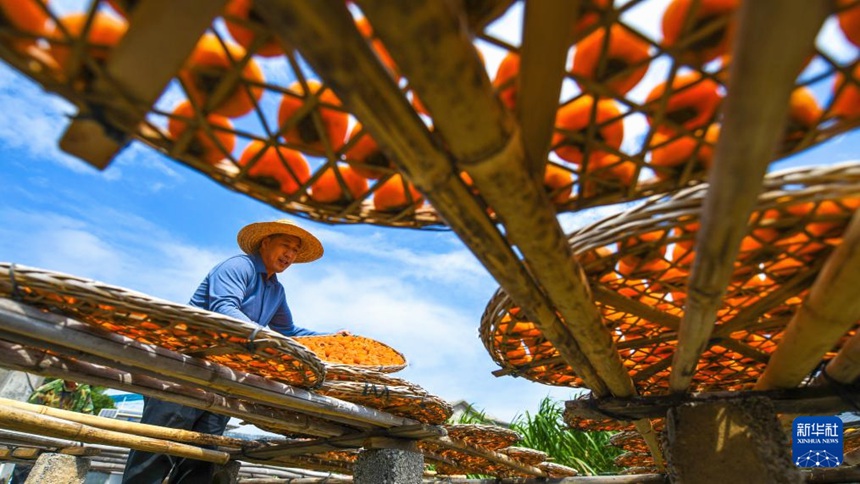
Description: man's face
xmin=259 ymin=234 xmax=302 ymax=276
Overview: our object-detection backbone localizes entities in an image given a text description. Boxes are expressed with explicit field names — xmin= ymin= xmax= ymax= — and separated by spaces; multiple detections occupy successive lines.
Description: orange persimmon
xmin=493 ymin=51 xmax=520 ymax=111
xmin=645 ymin=72 xmax=722 ymax=132
xmin=373 ymin=174 xmax=424 ymax=211
xmin=166 ymin=100 xmax=236 ymax=166
xmin=649 ymin=124 xmax=719 ymax=180
xmin=581 ymin=154 xmax=637 ymax=198
xmin=278 ymin=80 xmax=348 ymax=153
xmin=0 ymin=0 xmax=48 ymax=51
xmin=617 ymin=231 xmax=669 ymax=277
xmin=552 ymin=96 xmax=624 ymax=165
xmin=571 ymin=25 xmax=651 ymax=96
xmin=543 ymin=163 xmax=573 ymax=205
xmin=238 ymin=140 xmax=310 ymax=195
xmin=310 ymin=165 xmax=368 ymax=204
xmin=662 ymin=0 xmax=740 ymax=65
xmin=838 ymin=0 xmax=860 ymax=48
xmin=344 ymin=123 xmax=393 ymax=179
xmin=224 ymin=0 xmax=283 ymax=57
xmin=178 ymin=34 xmax=264 ymax=118
xmin=47 ymin=12 xmax=128 ymax=72
xmin=782 ymin=86 xmax=822 ymax=151
xmin=831 ymin=64 xmax=860 ymax=119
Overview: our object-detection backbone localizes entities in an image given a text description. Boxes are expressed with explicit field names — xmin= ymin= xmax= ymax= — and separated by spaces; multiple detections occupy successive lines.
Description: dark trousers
xmin=121 ymin=397 xmax=230 ymax=484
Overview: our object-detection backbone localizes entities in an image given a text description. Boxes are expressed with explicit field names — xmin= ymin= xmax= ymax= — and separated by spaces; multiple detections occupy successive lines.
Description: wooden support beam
xmin=0 ymin=406 xmax=229 ymax=464
xmin=0 ymin=339 xmax=349 ymax=438
xmin=254 ymin=0 xmax=609 ymax=396
xmin=241 ymin=425 xmax=445 ymax=459
xmin=757 ymin=210 xmax=860 ymax=390
xmin=0 ymin=299 xmax=413 ymax=430
xmin=564 ymin=384 xmax=860 ymax=421
xmin=670 ymin=0 xmax=830 ymax=393
xmin=59 ymin=0 xmax=225 ymax=168
xmin=518 ymin=0 xmax=578 ymax=176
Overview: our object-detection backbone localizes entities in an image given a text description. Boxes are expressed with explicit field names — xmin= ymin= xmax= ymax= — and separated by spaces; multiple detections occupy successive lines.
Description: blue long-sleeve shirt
xmin=188 ymin=254 xmax=321 ymax=337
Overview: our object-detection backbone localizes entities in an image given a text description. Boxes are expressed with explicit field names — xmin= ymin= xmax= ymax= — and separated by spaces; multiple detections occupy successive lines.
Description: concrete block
xmin=663 ymin=396 xmax=802 ymax=484
xmin=212 ymin=460 xmax=240 ymax=484
xmin=24 ymin=453 xmax=89 ymax=484
xmin=354 ymin=448 xmax=423 ymax=484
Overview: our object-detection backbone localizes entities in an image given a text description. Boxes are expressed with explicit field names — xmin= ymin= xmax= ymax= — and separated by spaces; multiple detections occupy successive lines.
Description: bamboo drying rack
xmin=0 ymin=0 xmax=858 ymax=478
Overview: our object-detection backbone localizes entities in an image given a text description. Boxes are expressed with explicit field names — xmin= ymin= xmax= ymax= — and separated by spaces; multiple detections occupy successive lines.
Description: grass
xmin=449 ymin=396 xmax=623 ymax=476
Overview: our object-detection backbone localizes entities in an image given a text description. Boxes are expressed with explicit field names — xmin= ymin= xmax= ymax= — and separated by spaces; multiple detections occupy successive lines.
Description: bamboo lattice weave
xmin=316 ymin=366 xmax=452 ymax=425
xmin=0 ymin=263 xmax=325 ymax=387
xmin=0 ymin=0 xmax=856 ymax=227
xmin=482 ymin=163 xmax=860 ymax=395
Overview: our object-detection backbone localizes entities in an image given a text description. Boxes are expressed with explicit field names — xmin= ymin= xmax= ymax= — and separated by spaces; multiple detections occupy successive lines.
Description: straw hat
xmin=237 ymin=219 xmax=323 ymax=263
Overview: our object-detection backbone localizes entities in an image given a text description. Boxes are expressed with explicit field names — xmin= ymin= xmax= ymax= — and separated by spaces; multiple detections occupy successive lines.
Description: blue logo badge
xmin=792 ymin=416 xmax=843 ymax=467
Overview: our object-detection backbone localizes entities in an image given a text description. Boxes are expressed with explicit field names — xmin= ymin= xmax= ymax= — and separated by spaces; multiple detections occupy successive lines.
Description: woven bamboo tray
xmin=0 ymin=1 xmax=856 ymax=228
xmin=614 ymin=451 xmax=654 ymax=469
xmin=481 ymin=163 xmax=860 ymax=394
xmin=0 ymin=263 xmax=325 ymax=388
xmin=443 ymin=424 xmax=521 ymax=451
xmin=536 ymin=461 xmax=579 ymax=478
xmin=294 ymin=335 xmax=406 ymax=373
xmin=315 ymin=366 xmax=452 ymax=425
xmin=497 ymin=446 xmax=547 ymax=466
xmin=419 ymin=425 xmax=533 ymax=478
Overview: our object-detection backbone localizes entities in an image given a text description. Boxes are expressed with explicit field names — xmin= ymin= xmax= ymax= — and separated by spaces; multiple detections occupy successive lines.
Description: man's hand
xmin=335 ymin=329 xmax=351 ymax=336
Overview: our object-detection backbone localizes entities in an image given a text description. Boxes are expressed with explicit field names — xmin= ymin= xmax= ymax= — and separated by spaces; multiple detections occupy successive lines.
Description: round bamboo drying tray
xmin=0 ymin=263 xmax=325 ymax=388
xmin=497 ymin=446 xmax=548 ymax=466
xmin=536 ymin=461 xmax=579 ymax=478
xmin=609 ymin=430 xmax=657 ymax=454
xmin=481 ymin=162 xmax=860 ymax=395
xmin=614 ymin=451 xmax=654 ymax=469
xmin=443 ymin=424 xmax=521 ymax=451
xmin=0 ymin=1 xmax=856 ymax=228
xmin=294 ymin=334 xmax=406 ymax=373
xmin=315 ymin=366 xmax=452 ymax=425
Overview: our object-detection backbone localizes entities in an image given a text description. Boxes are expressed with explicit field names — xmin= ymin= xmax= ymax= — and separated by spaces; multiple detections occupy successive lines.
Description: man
xmin=123 ymin=219 xmax=343 ymax=483
xmin=10 ymin=379 xmax=94 ymax=483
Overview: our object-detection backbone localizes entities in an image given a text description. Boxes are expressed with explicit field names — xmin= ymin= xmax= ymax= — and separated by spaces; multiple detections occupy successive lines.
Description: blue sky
xmin=0 ymin=1 xmax=858 ymax=427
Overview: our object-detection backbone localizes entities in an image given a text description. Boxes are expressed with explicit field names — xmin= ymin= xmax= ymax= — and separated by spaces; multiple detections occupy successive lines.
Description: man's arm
xmin=268 ymin=300 xmax=324 ymax=337
xmin=205 ymin=258 xmax=256 ymax=324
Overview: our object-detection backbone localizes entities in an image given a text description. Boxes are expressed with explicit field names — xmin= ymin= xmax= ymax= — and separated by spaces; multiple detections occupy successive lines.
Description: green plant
xmin=90 ymin=386 xmax=116 ymax=416
xmin=510 ymin=396 xmax=623 ymax=475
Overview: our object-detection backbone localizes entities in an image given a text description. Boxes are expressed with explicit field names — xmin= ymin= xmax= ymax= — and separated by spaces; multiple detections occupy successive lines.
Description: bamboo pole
xmin=0 ymin=429 xmax=123 ymax=453
xmin=820 ymin=330 xmax=860 ymax=385
xmin=432 ymin=436 xmax=545 ymax=478
xmin=0 ymin=300 xmax=412 ymax=430
xmin=242 ymin=425 xmax=445 ymax=459
xmin=756 ymin=210 xmax=860 ymax=390
xmin=0 ymin=406 xmax=229 ymax=464
xmin=354 ymin=0 xmax=662 ymax=468
xmin=670 ymin=0 xmax=830 ymax=393
xmin=253 ymin=0 xmax=609 ymax=396
xmin=518 ymin=0 xmax=578 ymax=176
xmin=0 ymin=397 xmax=250 ymax=449
xmin=356 ymin=0 xmax=632 ymax=400
xmin=0 ymin=339 xmax=349 ymax=438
